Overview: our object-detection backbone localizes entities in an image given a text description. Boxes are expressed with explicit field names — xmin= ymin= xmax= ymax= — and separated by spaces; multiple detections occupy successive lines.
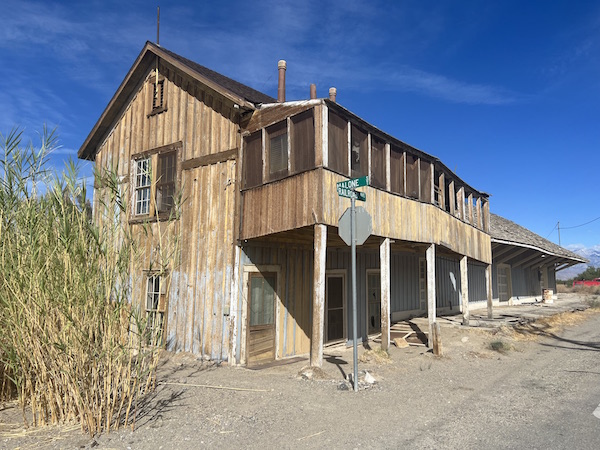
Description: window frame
xmin=130 ymin=142 xmax=182 ymax=222
xmin=147 ymin=72 xmax=168 ymax=117
xmin=144 ymin=272 xmax=168 ymax=346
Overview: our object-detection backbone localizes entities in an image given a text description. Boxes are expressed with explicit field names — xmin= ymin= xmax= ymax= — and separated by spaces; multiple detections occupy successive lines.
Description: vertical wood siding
xmin=94 ymin=65 xmax=239 ymax=361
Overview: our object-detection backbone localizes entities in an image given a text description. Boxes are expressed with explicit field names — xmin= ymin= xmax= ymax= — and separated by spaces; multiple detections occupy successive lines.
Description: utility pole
xmin=558 ymin=221 xmax=561 ymax=246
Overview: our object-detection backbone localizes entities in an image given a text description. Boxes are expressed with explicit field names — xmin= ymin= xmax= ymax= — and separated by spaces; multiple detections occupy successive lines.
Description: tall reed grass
xmin=0 ymin=128 xmax=177 ymax=435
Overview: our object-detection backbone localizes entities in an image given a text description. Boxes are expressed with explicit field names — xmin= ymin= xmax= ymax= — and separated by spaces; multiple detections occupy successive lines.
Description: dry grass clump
xmin=488 ymin=340 xmax=512 ymax=353
xmin=0 ymin=128 xmax=178 ymax=435
xmin=359 ymin=348 xmax=392 ymax=364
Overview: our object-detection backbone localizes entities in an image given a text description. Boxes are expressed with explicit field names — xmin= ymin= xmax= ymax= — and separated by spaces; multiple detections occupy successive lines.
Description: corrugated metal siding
xmin=390 ymin=253 xmax=420 ymax=312
xmin=511 ymin=266 xmax=541 ymax=298
xmin=436 ymin=256 xmax=461 ymax=309
xmin=548 ymin=268 xmax=556 ymax=291
xmin=469 ymin=261 xmax=488 ymax=302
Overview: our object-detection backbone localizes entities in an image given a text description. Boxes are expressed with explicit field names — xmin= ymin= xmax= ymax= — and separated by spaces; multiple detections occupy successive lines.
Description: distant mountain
xmin=557 ymin=244 xmax=600 ymax=280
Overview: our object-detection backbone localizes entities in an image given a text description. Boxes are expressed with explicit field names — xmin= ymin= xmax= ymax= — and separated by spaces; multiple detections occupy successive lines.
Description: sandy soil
xmin=1 ymin=295 xmax=597 ymax=450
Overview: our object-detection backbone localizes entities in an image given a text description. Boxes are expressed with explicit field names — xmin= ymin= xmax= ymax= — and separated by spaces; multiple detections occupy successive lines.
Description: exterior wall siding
xmin=93 ymin=65 xmax=240 ymax=361
xmin=435 ymin=256 xmax=461 ymax=310
xmin=468 ymin=261 xmax=488 ymax=303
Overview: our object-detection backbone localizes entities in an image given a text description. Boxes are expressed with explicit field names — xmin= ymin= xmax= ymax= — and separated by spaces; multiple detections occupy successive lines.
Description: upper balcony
xmin=239 ymin=99 xmax=491 ymax=262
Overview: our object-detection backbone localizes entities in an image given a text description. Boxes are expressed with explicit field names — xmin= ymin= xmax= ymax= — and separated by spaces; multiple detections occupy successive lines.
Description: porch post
xmin=460 ymin=256 xmax=469 ymax=326
xmin=486 ymin=264 xmax=493 ymax=319
xmin=426 ymin=244 xmax=436 ymax=348
xmin=380 ymin=238 xmax=391 ymax=351
xmin=310 ymin=224 xmax=327 ymax=367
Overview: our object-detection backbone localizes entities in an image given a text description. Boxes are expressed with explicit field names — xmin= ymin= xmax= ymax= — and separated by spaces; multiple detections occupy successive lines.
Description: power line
xmin=561 ymin=215 xmax=600 ymax=230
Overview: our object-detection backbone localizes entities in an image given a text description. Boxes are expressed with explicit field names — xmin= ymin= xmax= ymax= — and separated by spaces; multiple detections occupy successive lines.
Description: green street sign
xmin=337 ymin=187 xmax=366 ymax=201
xmin=336 ymin=176 xmax=369 ymax=190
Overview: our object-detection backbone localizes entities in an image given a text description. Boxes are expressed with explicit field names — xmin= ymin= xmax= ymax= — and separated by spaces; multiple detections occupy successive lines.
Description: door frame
xmin=497 ymin=263 xmax=512 ymax=304
xmin=325 ymin=270 xmax=347 ymax=344
xmin=366 ymin=269 xmax=381 ymax=335
xmin=241 ymin=264 xmax=281 ymax=365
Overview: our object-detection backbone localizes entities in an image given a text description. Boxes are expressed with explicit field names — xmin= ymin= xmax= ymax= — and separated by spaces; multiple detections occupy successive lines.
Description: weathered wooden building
xmin=78 ymin=42 xmax=585 ymax=367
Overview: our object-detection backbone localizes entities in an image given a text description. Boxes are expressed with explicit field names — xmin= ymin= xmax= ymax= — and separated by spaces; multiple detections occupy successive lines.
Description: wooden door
xmin=498 ymin=266 xmax=510 ymax=302
xmin=367 ymin=271 xmax=381 ymax=334
xmin=247 ymin=273 xmax=276 ymax=365
xmin=326 ymin=274 xmax=346 ymax=342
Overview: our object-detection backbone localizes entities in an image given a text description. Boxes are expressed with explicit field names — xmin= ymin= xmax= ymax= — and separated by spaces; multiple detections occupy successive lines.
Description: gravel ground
xmin=1 ymin=293 xmax=598 ymax=450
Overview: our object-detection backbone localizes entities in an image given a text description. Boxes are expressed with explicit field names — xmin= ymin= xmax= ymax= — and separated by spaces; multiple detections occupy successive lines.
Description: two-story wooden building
xmin=79 ymin=42 xmax=585 ymax=367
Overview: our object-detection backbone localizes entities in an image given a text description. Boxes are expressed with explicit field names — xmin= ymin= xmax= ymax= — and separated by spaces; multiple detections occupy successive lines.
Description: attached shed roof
xmin=490 ymin=213 xmax=587 ymax=267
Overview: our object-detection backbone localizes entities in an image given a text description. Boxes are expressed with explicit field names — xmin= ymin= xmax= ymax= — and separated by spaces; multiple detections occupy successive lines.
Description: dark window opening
xmin=350 ymin=124 xmax=368 ymax=178
xmin=327 ymin=111 xmax=348 ymax=175
xmin=371 ymin=136 xmax=386 ymax=189
xmin=291 ymin=110 xmax=315 ymax=173
xmin=267 ymin=121 xmax=288 ymax=178
xmin=390 ymin=145 xmax=405 ymax=195
xmin=156 ymin=152 xmax=176 ymax=213
xmin=243 ymin=132 xmax=262 ymax=189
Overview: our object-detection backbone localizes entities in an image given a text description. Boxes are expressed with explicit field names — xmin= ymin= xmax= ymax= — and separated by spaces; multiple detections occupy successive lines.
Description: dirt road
xmin=2 ymin=298 xmax=599 ymax=449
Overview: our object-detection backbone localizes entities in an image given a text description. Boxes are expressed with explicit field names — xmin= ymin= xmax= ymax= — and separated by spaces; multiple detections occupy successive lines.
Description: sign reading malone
xmin=336 ymin=176 xmax=369 ymax=201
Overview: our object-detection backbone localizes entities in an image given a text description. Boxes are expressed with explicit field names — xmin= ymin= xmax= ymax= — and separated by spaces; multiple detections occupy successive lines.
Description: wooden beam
xmin=310 ymin=224 xmax=327 ymax=367
xmin=457 ymin=187 xmax=465 ymax=221
xmin=492 ymin=244 xmax=516 ymax=260
xmin=486 ymin=264 xmax=493 ymax=319
xmin=449 ymin=180 xmax=455 ymax=216
xmin=476 ymin=197 xmax=482 ymax=229
xmin=181 ymin=148 xmax=237 ymax=170
xmin=496 ymin=247 xmax=529 ymax=265
xmin=385 ymin=143 xmax=391 ymax=191
xmin=460 ymin=256 xmax=469 ymax=326
xmin=514 ymin=251 xmax=545 ymax=268
xmin=438 ymin=172 xmax=445 ymax=210
xmin=426 ymin=244 xmax=436 ymax=348
xmin=468 ymin=193 xmax=474 ymax=225
xmin=483 ymin=200 xmax=490 ymax=233
xmin=380 ymin=238 xmax=391 ymax=351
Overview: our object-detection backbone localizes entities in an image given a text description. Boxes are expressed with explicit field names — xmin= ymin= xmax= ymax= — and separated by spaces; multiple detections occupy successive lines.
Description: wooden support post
xmin=426 ymin=244 xmax=436 ymax=349
xmin=486 ymin=264 xmax=493 ymax=319
xmin=310 ymin=224 xmax=327 ymax=367
xmin=468 ymin=193 xmax=474 ymax=225
xmin=476 ymin=197 xmax=482 ymax=229
xmin=460 ymin=256 xmax=469 ymax=326
xmin=380 ymin=238 xmax=391 ymax=351
xmin=449 ymin=180 xmax=455 ymax=216
xmin=457 ymin=187 xmax=465 ymax=221
xmin=483 ymin=200 xmax=490 ymax=233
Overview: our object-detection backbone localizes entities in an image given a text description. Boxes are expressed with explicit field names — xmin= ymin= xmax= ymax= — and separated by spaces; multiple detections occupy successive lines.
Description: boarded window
xmin=350 ymin=124 xmax=368 ymax=178
xmin=406 ymin=154 xmax=419 ymax=199
xmin=327 ymin=111 xmax=348 ymax=175
xmin=371 ymin=136 xmax=386 ymax=189
xmin=291 ymin=110 xmax=315 ymax=173
xmin=156 ymin=151 xmax=176 ymax=213
xmin=267 ymin=121 xmax=288 ymax=179
xmin=420 ymin=160 xmax=432 ymax=203
xmin=243 ymin=132 xmax=262 ymax=189
xmin=390 ymin=145 xmax=405 ymax=195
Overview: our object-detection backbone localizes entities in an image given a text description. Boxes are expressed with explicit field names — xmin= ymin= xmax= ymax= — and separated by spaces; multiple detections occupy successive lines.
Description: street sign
xmin=336 ymin=175 xmax=369 ymax=190
xmin=338 ymin=206 xmax=372 ymax=246
xmin=336 ymin=187 xmax=366 ymax=201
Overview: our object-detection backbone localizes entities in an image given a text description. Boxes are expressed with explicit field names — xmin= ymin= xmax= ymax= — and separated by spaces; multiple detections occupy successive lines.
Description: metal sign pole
xmin=351 ymin=195 xmax=358 ymax=392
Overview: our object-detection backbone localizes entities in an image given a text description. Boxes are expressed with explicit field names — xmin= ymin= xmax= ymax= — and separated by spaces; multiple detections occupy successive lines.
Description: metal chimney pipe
xmin=329 ymin=87 xmax=337 ymax=102
xmin=277 ymin=60 xmax=287 ymax=102
xmin=310 ymin=83 xmax=317 ymax=99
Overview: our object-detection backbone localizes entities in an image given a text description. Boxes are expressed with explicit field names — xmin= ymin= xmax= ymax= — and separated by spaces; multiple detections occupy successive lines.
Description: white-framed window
xmin=131 ymin=143 xmax=180 ymax=219
xmin=134 ymin=157 xmax=151 ymax=215
xmin=145 ymin=273 xmax=165 ymax=345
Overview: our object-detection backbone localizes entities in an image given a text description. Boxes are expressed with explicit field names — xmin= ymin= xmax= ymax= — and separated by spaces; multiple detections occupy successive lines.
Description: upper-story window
xmin=328 ymin=111 xmax=348 ymax=176
xmin=267 ymin=121 xmax=288 ymax=177
xmin=351 ymin=124 xmax=368 ymax=178
xmin=134 ymin=158 xmax=152 ymax=215
xmin=131 ymin=142 xmax=180 ymax=220
xmin=147 ymin=73 xmax=167 ymax=117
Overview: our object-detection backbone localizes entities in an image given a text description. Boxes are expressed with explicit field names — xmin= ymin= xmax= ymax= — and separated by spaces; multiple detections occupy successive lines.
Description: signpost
xmin=336 ymin=176 xmax=371 ymax=392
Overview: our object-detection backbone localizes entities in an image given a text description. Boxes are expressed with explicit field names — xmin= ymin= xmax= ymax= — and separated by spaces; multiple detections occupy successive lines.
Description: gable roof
xmin=78 ymin=41 xmax=274 ymax=161
xmin=490 ymin=213 xmax=587 ymax=263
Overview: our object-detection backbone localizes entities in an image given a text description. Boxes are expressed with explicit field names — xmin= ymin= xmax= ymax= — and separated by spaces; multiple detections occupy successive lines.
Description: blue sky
xmin=1 ymin=0 xmax=599 ymax=251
